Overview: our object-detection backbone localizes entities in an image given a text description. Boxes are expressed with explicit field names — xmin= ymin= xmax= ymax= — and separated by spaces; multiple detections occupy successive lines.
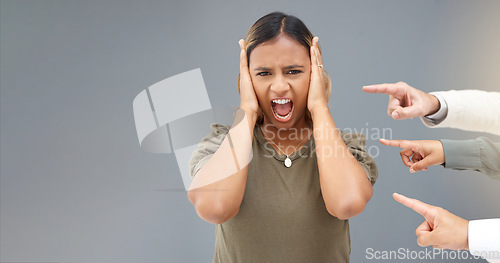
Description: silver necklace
xmin=260 ymin=126 xmax=311 ymax=168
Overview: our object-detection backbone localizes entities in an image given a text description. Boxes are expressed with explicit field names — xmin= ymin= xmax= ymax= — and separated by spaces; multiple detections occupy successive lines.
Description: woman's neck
xmin=260 ymin=116 xmax=312 ymax=156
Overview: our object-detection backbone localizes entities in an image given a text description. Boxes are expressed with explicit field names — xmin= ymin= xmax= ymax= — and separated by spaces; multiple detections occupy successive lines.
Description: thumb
xmin=392 ymin=105 xmax=421 ymax=120
xmin=417 ymin=231 xmax=437 ymax=247
xmin=410 ymin=158 xmax=432 ymax=173
xmin=410 ymin=152 xmax=441 ymax=172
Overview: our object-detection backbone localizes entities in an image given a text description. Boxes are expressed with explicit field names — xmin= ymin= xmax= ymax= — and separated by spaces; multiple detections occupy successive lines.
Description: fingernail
xmin=410 ymin=168 xmax=416 ymax=173
xmin=392 ymin=111 xmax=400 ymax=119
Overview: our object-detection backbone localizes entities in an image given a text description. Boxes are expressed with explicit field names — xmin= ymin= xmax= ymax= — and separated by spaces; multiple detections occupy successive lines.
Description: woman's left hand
xmin=307 ymin=36 xmax=329 ymax=115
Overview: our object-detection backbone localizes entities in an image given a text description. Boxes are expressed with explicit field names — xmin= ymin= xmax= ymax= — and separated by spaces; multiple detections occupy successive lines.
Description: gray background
xmin=1 ymin=0 xmax=499 ymax=262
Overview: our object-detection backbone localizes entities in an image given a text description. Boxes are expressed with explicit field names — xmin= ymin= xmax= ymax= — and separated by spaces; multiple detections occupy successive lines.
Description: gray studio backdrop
xmin=1 ymin=0 xmax=499 ymax=262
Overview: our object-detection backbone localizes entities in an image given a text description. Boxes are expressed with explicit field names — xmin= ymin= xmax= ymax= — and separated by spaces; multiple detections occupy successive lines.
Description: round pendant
xmin=284 ymin=157 xmax=292 ymax=168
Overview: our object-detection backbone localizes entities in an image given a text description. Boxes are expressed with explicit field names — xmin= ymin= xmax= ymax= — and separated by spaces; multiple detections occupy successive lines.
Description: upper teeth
xmin=272 ymin=99 xmax=290 ymax=104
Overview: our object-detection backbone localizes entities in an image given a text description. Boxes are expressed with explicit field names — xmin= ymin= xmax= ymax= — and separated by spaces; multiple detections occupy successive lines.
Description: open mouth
xmin=271 ymin=98 xmax=294 ymax=122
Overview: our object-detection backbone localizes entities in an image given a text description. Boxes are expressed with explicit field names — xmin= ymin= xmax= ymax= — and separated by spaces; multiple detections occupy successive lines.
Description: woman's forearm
xmin=311 ymin=106 xmax=373 ymax=220
xmin=187 ymin=110 xmax=256 ymax=224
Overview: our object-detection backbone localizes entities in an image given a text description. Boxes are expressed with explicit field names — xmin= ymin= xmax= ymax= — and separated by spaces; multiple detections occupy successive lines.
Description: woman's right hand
xmin=238 ymin=39 xmax=260 ymax=119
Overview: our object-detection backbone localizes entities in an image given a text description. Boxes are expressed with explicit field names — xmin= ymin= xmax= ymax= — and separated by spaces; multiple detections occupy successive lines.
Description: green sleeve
xmin=441 ymin=137 xmax=500 ymax=180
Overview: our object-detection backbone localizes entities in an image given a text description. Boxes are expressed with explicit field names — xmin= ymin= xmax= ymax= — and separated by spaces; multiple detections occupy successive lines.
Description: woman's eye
xmin=287 ymin=70 xmax=302 ymax=74
xmin=257 ymin=72 xmax=271 ymax=76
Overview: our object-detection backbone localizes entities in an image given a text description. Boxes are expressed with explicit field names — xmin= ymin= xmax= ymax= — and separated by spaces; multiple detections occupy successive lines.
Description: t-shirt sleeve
xmin=189 ymin=123 xmax=231 ymax=179
xmin=340 ymin=131 xmax=378 ymax=186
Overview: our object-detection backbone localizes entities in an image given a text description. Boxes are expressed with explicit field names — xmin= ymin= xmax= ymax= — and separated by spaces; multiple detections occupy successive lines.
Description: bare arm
xmin=308 ymin=37 xmax=373 ymax=220
xmin=311 ymin=107 xmax=373 ymax=220
xmin=187 ymin=39 xmax=259 ymax=224
xmin=187 ymin=110 xmax=255 ymax=224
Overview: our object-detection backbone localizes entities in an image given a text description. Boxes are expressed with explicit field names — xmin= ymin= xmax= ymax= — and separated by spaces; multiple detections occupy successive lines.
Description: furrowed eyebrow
xmin=253 ymin=65 xmax=304 ymax=71
xmin=284 ymin=65 xmax=304 ymax=70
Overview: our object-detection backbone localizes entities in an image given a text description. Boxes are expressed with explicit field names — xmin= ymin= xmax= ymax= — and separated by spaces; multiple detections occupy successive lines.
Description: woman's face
xmin=249 ymin=35 xmax=311 ymax=130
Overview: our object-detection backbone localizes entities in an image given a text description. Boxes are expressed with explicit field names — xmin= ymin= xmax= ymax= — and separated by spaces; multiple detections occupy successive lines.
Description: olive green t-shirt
xmin=189 ymin=123 xmax=378 ymax=263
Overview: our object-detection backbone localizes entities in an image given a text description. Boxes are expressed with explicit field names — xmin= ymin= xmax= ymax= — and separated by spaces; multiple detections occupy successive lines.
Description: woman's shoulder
xmin=198 ymin=123 xmax=231 ymax=147
xmin=189 ymin=123 xmax=231 ymax=179
xmin=204 ymin=123 xmax=231 ymax=139
xmin=209 ymin=123 xmax=231 ymax=136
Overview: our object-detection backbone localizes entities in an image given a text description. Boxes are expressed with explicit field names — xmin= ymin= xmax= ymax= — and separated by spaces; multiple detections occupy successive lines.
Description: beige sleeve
xmin=340 ymin=131 xmax=379 ymax=186
xmin=423 ymin=90 xmax=500 ymax=136
xmin=189 ymin=123 xmax=231 ymax=179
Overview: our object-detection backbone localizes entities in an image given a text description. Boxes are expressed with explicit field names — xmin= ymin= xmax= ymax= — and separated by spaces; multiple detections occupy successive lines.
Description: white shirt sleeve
xmin=469 ymin=219 xmax=500 ymax=260
xmin=419 ymin=90 xmax=500 ymax=136
xmin=421 ymin=92 xmax=448 ymax=125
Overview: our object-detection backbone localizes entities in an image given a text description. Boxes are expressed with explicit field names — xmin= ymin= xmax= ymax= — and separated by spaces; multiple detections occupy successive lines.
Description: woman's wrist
xmin=239 ymin=107 xmax=258 ymax=124
xmin=309 ymin=103 xmax=330 ymax=120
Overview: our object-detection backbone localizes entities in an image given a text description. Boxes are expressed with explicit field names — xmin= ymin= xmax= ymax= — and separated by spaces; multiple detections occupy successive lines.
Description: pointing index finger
xmin=393 ymin=193 xmax=435 ymax=223
xmin=363 ymin=83 xmax=401 ymax=96
xmin=380 ymin=139 xmax=412 ymax=149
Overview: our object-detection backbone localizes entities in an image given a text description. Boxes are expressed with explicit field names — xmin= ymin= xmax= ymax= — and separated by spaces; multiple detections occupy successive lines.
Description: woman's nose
xmin=270 ymin=74 xmax=289 ymax=92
